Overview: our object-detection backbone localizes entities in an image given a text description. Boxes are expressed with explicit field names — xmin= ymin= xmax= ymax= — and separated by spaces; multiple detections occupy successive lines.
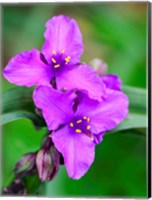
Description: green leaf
xmin=122 ymin=86 xmax=146 ymax=114
xmin=1 ymin=87 xmax=45 ymax=127
xmin=110 ymin=86 xmax=147 ymax=134
xmin=111 ymin=113 xmax=146 ymax=134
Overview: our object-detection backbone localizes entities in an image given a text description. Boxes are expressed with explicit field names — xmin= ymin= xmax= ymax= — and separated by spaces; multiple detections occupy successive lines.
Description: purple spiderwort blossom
xmin=101 ymin=74 xmax=122 ymax=91
xmin=33 ymin=84 xmax=128 ymax=179
xmin=3 ymin=15 xmax=105 ymax=101
xmin=90 ymin=58 xmax=122 ymax=91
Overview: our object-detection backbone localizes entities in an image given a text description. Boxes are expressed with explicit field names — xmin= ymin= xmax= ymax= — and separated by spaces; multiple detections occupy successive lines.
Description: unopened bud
xmin=35 ymin=107 xmax=43 ymax=117
xmin=90 ymin=58 xmax=107 ymax=76
xmin=2 ymin=178 xmax=26 ymax=195
xmin=14 ymin=153 xmax=36 ymax=178
xmin=36 ymin=145 xmax=60 ymax=182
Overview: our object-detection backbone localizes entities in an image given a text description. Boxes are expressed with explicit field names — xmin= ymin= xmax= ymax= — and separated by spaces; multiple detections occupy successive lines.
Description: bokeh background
xmin=2 ymin=2 xmax=147 ymax=197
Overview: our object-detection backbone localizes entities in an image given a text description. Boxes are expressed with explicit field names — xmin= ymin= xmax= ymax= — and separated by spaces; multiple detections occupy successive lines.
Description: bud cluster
xmin=3 ymin=134 xmax=62 ymax=195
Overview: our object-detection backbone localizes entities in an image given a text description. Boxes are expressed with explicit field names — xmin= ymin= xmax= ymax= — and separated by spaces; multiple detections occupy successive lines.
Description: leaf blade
xmin=111 ymin=113 xmax=147 ymax=134
xmin=122 ymin=86 xmax=146 ymax=114
xmin=1 ymin=87 xmax=45 ymax=127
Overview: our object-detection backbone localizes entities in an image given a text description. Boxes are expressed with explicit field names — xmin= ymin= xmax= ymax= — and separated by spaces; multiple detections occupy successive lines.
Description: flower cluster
xmin=3 ymin=15 xmax=128 ymax=180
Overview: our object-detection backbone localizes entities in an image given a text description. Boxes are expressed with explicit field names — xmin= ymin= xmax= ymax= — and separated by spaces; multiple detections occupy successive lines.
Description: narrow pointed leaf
xmin=1 ymin=87 xmax=45 ymax=127
xmin=122 ymin=86 xmax=146 ymax=114
xmin=109 ymin=86 xmax=147 ymax=134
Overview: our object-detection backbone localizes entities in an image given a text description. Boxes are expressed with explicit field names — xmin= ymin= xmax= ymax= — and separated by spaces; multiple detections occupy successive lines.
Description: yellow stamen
xmin=76 ymin=119 xmax=82 ymax=124
xmin=61 ymin=49 xmax=65 ymax=54
xmin=83 ymin=116 xmax=87 ymax=120
xmin=87 ymin=125 xmax=91 ymax=130
xmin=52 ymin=50 xmax=56 ymax=55
xmin=75 ymin=129 xmax=82 ymax=133
xmin=54 ymin=64 xmax=60 ymax=68
xmin=52 ymin=58 xmax=56 ymax=63
xmin=65 ymin=56 xmax=71 ymax=63
xmin=87 ymin=117 xmax=90 ymax=122
xmin=70 ymin=122 xmax=74 ymax=127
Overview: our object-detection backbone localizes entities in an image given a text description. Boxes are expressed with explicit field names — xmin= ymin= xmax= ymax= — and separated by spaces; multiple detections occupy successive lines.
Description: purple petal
xmin=42 ymin=15 xmax=83 ymax=65
xmin=93 ymin=132 xmax=105 ymax=144
xmin=56 ymin=64 xmax=106 ymax=101
xmin=101 ymin=74 xmax=122 ymax=91
xmin=51 ymin=125 xmax=95 ymax=179
xmin=33 ymin=86 xmax=76 ymax=130
xmin=76 ymin=89 xmax=129 ymax=133
xmin=3 ymin=49 xmax=52 ymax=87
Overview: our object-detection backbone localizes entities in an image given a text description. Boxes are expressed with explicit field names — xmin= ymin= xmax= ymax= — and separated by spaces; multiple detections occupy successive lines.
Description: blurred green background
xmin=2 ymin=2 xmax=147 ymax=197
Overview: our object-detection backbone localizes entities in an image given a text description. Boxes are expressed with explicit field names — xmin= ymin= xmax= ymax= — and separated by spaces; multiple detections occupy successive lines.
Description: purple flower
xmin=101 ymin=74 xmax=122 ymax=91
xmin=90 ymin=58 xmax=122 ymax=91
xmin=33 ymin=84 xmax=128 ymax=179
xmin=3 ymin=15 xmax=105 ymax=101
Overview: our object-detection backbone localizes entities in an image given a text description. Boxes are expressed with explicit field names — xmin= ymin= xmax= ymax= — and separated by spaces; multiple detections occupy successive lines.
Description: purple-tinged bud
xmin=60 ymin=154 xmax=64 ymax=165
xmin=35 ymin=107 xmax=43 ymax=117
xmin=2 ymin=178 xmax=26 ymax=195
xmin=41 ymin=131 xmax=53 ymax=149
xmin=49 ymin=145 xmax=60 ymax=180
xmin=36 ymin=145 xmax=60 ymax=182
xmin=14 ymin=153 xmax=36 ymax=178
xmin=90 ymin=58 xmax=107 ymax=76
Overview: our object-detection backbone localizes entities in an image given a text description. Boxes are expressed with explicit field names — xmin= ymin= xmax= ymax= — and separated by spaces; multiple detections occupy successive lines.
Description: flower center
xmin=51 ymin=50 xmax=71 ymax=69
xmin=69 ymin=116 xmax=91 ymax=133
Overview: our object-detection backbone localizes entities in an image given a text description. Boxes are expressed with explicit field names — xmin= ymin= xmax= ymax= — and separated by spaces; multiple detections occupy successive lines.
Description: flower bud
xmin=90 ymin=58 xmax=107 ymax=76
xmin=14 ymin=153 xmax=36 ymax=178
xmin=35 ymin=107 xmax=43 ymax=117
xmin=3 ymin=178 xmax=26 ymax=195
xmin=36 ymin=145 xmax=60 ymax=182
